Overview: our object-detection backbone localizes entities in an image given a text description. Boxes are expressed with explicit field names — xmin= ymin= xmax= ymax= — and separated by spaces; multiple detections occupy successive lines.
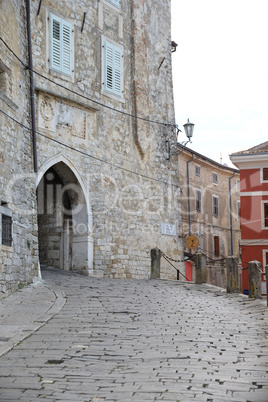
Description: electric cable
xmin=0 ymin=36 xmax=176 ymax=129
xmin=0 ymin=108 xmax=181 ymax=188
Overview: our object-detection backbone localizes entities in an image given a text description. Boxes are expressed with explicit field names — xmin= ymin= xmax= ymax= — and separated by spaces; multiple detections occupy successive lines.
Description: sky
xmin=171 ymin=0 xmax=268 ymax=167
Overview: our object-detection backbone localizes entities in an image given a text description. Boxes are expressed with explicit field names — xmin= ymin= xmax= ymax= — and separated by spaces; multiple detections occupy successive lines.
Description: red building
xmin=230 ymin=141 xmax=268 ymax=295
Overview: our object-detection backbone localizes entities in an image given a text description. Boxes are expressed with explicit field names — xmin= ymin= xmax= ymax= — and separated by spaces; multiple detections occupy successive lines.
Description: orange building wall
xmin=240 ymin=168 xmax=268 ymax=294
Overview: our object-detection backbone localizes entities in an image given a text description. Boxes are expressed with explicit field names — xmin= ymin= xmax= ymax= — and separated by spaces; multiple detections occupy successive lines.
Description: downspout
xmin=26 ymin=0 xmax=38 ymax=172
xmin=229 ymin=171 xmax=236 ymax=256
xmin=187 ymin=154 xmax=195 ymax=235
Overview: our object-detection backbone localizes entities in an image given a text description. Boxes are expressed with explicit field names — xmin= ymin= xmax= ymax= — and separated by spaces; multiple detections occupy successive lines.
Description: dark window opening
xmin=263 ymin=168 xmax=268 ymax=181
xmin=2 ymin=214 xmax=12 ymax=246
xmin=214 ymin=236 xmax=220 ymax=257
xmin=213 ymin=196 xmax=219 ymax=216
xmin=195 ymin=190 xmax=201 ymax=211
xmin=264 ymin=203 xmax=268 ymax=227
xmin=195 ymin=165 xmax=200 ymax=177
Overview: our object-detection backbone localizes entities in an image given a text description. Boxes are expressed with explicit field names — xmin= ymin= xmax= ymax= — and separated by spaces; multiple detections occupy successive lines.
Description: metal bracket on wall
xmin=37 ymin=0 xmax=43 ymax=16
xmin=81 ymin=12 xmax=87 ymax=33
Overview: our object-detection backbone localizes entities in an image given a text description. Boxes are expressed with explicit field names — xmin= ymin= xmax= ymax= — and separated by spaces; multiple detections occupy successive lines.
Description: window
xmin=214 ymin=236 xmax=220 ymax=257
xmin=102 ymin=39 xmax=123 ymax=99
xmin=195 ymin=189 xmax=201 ymax=211
xmin=195 ymin=164 xmax=200 ymax=177
xmin=262 ymin=168 xmax=268 ymax=182
xmin=0 ymin=205 xmax=12 ymax=247
xmin=0 ymin=60 xmax=12 ymax=103
xmin=237 ymin=200 xmax=240 ymax=220
xmin=264 ymin=202 xmax=268 ymax=228
xmin=105 ymin=0 xmax=120 ymax=7
xmin=212 ymin=195 xmax=219 ymax=216
xmin=236 ymin=179 xmax=240 ymax=190
xmin=49 ymin=14 xmax=72 ymax=76
xmin=212 ymin=172 xmax=218 ymax=184
xmin=0 ymin=65 xmax=7 ymax=93
xmin=2 ymin=215 xmax=12 ymax=247
xmin=264 ymin=251 xmax=268 ymax=268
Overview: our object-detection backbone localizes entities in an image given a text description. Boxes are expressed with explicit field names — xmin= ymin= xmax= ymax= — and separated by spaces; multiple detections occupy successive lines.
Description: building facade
xmin=0 ymin=0 xmax=182 ymax=298
xmin=230 ymin=141 xmax=268 ymax=295
xmin=178 ymin=147 xmax=241 ymax=288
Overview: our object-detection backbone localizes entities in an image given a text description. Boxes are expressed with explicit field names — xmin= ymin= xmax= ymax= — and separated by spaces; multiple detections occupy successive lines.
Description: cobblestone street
xmin=0 ymin=267 xmax=268 ymax=401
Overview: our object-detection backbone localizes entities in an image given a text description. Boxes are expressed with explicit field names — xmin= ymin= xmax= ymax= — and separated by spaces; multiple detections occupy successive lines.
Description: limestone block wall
xmin=0 ymin=0 xmax=183 ymax=298
xmin=0 ymin=0 xmax=40 ymax=299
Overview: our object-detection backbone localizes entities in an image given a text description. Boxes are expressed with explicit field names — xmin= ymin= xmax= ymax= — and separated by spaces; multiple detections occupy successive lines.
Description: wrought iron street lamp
xmin=165 ymin=119 xmax=195 ymax=160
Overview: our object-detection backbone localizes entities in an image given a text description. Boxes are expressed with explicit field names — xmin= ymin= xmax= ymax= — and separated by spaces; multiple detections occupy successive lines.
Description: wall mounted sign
xmin=186 ymin=235 xmax=199 ymax=249
xmin=161 ymin=223 xmax=177 ymax=236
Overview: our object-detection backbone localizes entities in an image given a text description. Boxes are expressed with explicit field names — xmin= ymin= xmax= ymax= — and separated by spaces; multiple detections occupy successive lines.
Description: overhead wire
xmin=0 ymin=36 xmax=176 ymax=129
xmin=0 ymin=107 xmax=181 ymax=188
xmin=0 ymin=35 xmax=183 ymax=188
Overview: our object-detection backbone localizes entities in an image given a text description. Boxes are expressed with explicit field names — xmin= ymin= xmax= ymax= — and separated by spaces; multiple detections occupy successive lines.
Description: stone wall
xmin=0 ymin=0 xmax=40 ymax=298
xmin=0 ymin=0 xmax=182 ymax=298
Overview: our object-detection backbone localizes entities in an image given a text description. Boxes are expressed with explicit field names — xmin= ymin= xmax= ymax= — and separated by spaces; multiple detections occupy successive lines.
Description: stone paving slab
xmin=0 ymin=267 xmax=267 ymax=401
xmin=0 ymin=278 xmax=66 ymax=357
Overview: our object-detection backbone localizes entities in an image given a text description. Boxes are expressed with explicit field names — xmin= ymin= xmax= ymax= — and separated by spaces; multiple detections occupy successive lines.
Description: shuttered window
xmin=212 ymin=172 xmax=218 ymax=184
xmin=212 ymin=195 xmax=219 ymax=216
xmin=106 ymin=0 xmax=120 ymax=7
xmin=214 ymin=236 xmax=220 ymax=257
xmin=103 ymin=41 xmax=123 ymax=98
xmin=264 ymin=203 xmax=268 ymax=227
xmin=195 ymin=189 xmax=201 ymax=211
xmin=50 ymin=14 xmax=72 ymax=76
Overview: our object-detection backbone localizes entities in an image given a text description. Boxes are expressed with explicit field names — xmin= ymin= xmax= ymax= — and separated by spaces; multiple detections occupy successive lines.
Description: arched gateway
xmin=36 ymin=156 xmax=93 ymax=275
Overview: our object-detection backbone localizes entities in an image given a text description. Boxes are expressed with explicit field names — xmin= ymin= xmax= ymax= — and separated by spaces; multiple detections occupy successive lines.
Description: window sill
xmin=102 ymin=89 xmax=125 ymax=104
xmin=49 ymin=68 xmax=74 ymax=83
xmin=101 ymin=0 xmax=121 ymax=12
xmin=1 ymin=244 xmax=13 ymax=252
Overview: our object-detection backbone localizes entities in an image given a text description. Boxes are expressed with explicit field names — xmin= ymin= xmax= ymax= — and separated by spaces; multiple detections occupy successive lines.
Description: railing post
xmin=248 ymin=260 xmax=262 ymax=299
xmin=151 ymin=248 xmax=161 ymax=279
xmin=194 ymin=253 xmax=206 ymax=284
xmin=226 ymin=256 xmax=240 ymax=293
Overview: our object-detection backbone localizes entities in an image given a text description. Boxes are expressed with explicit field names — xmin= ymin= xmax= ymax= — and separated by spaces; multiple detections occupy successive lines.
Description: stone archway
xmin=36 ymin=156 xmax=93 ymax=275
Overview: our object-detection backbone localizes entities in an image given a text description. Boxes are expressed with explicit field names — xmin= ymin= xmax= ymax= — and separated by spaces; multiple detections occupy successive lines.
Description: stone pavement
xmin=0 ymin=267 xmax=268 ymax=401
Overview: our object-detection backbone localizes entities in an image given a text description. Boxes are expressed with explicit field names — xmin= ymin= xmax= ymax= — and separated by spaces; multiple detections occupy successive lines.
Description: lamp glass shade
xmin=183 ymin=119 xmax=194 ymax=139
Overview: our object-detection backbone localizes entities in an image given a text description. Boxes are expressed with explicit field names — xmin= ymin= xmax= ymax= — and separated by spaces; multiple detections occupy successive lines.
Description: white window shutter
xmin=50 ymin=13 xmax=72 ymax=76
xmin=50 ymin=14 xmax=62 ymax=72
xmin=105 ymin=42 xmax=114 ymax=92
xmin=61 ymin=20 xmax=72 ymax=76
xmin=114 ymin=48 xmax=122 ymax=95
xmin=109 ymin=0 xmax=120 ymax=7
xmin=104 ymin=41 xmax=122 ymax=97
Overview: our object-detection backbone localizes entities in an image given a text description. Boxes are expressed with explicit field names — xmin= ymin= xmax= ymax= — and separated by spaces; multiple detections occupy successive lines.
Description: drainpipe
xmin=26 ymin=0 xmax=38 ymax=172
xmin=229 ymin=171 xmax=236 ymax=256
xmin=187 ymin=154 xmax=195 ymax=235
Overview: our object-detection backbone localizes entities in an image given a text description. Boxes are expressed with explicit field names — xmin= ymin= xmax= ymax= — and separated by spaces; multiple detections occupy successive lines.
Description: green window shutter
xmin=50 ymin=13 xmax=72 ymax=76
xmin=104 ymin=41 xmax=122 ymax=97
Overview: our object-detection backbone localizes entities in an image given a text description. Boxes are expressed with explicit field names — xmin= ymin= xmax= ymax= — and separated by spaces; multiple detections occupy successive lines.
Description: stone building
xmin=178 ymin=146 xmax=241 ymax=288
xmin=0 ymin=0 xmax=182 ymax=298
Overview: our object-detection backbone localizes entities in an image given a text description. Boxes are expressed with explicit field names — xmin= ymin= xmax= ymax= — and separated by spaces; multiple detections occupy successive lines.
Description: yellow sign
xmin=186 ymin=235 xmax=199 ymax=249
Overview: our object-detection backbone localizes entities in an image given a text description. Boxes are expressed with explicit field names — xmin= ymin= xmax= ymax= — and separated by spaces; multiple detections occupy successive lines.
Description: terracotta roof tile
xmin=231 ymin=141 xmax=268 ymax=155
